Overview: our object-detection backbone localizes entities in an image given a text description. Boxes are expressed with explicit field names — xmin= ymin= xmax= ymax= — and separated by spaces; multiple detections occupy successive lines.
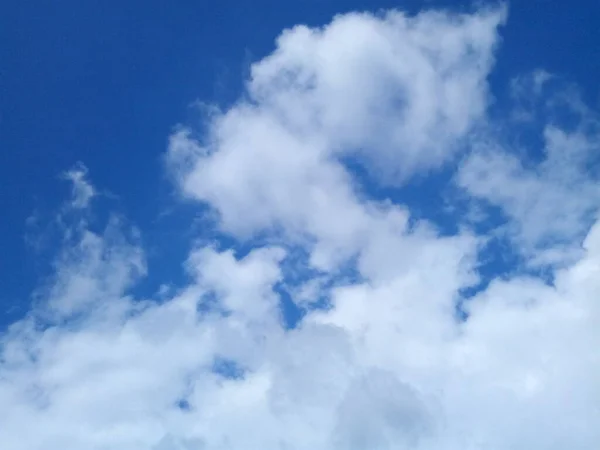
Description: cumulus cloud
xmin=2 ymin=5 xmax=600 ymax=450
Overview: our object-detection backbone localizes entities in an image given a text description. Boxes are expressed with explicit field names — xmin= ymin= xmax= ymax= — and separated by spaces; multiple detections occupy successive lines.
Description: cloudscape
xmin=1 ymin=2 xmax=600 ymax=449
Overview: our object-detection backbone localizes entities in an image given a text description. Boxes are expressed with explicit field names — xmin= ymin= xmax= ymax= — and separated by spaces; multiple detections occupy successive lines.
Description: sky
xmin=1 ymin=1 xmax=600 ymax=449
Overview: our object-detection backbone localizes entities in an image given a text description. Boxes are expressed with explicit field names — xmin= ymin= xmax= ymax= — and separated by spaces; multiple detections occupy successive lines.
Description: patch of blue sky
xmin=212 ymin=356 xmax=246 ymax=380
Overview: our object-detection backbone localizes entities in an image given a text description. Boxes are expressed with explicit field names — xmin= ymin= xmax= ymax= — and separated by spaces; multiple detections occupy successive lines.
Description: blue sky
xmin=1 ymin=1 xmax=600 ymax=449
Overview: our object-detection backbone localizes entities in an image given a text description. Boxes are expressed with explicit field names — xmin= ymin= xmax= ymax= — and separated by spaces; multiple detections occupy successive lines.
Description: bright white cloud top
xmin=2 ymin=5 xmax=600 ymax=450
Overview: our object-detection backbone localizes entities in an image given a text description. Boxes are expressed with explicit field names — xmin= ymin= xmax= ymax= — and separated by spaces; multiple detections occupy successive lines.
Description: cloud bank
xmin=2 ymin=5 xmax=600 ymax=450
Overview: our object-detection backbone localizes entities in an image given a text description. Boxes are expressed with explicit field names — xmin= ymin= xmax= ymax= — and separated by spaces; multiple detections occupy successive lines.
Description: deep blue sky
xmin=1 ymin=0 xmax=599 ymax=325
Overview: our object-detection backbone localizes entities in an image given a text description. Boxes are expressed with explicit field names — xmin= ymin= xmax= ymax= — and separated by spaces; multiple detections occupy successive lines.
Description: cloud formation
xmin=458 ymin=74 xmax=600 ymax=265
xmin=62 ymin=163 xmax=96 ymax=210
xmin=2 ymin=5 xmax=600 ymax=450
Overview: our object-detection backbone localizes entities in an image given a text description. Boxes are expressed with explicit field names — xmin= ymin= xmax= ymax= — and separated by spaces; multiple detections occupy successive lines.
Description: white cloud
xmin=167 ymin=6 xmax=505 ymax=270
xmin=62 ymin=163 xmax=96 ymax=209
xmin=248 ymin=7 xmax=505 ymax=183
xmin=38 ymin=218 xmax=146 ymax=318
xmin=457 ymin=81 xmax=600 ymax=265
xmin=2 ymin=5 xmax=600 ymax=450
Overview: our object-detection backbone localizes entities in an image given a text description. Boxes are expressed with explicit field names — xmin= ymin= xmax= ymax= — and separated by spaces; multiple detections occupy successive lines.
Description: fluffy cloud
xmin=2 ymin=5 xmax=600 ymax=450
xmin=168 ymin=7 xmax=504 ymax=270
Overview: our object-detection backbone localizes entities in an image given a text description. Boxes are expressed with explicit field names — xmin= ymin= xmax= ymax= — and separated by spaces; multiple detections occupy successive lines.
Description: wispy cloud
xmin=458 ymin=76 xmax=600 ymax=266
xmin=61 ymin=163 xmax=96 ymax=210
